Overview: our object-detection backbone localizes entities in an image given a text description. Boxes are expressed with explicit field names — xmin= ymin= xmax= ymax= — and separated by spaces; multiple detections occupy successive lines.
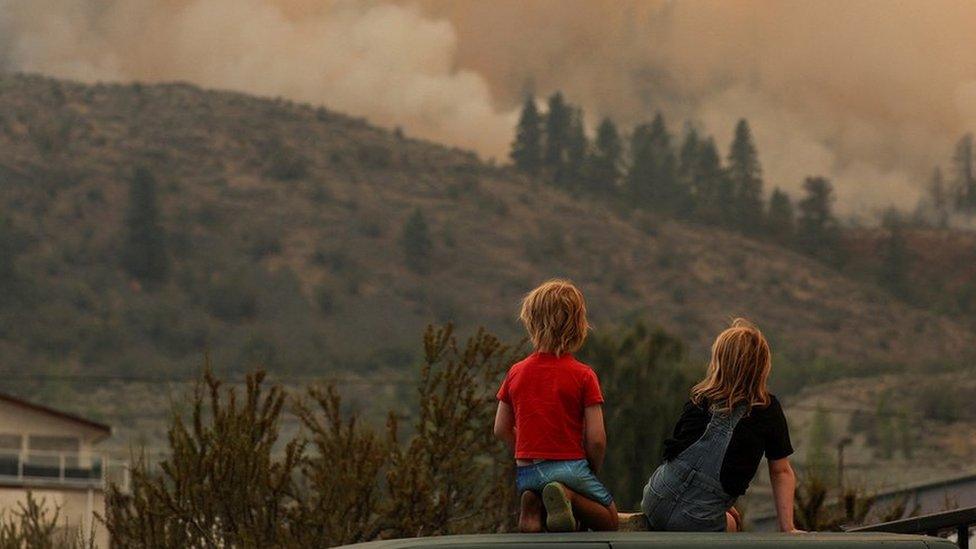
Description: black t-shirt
xmin=662 ymin=395 xmax=793 ymax=497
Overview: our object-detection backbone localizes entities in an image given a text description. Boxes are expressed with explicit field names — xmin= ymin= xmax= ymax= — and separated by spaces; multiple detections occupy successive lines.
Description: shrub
xmin=205 ymin=271 xmax=259 ymax=322
xmin=579 ymin=322 xmax=696 ymax=508
xmin=0 ymin=492 xmax=92 ymax=548
xmin=103 ymin=370 xmax=305 ymax=547
xmin=104 ymin=325 xmax=522 ymax=546
xmin=263 ymin=140 xmax=309 ymax=181
xmin=400 ymin=209 xmax=433 ymax=275
xmin=244 ymin=227 xmax=283 ymax=259
xmin=315 ymin=284 xmax=335 ymax=315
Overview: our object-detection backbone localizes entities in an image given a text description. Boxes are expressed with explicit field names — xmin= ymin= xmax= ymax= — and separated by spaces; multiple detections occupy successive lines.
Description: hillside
xmin=1 ymin=72 xmax=974 ymax=388
xmin=842 ymin=227 xmax=976 ymax=319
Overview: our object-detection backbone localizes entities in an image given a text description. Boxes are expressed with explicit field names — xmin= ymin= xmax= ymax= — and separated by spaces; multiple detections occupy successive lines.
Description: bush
xmin=523 ymin=226 xmax=566 ymax=264
xmin=315 ymin=284 xmax=335 ymax=315
xmin=104 ymin=325 xmax=522 ymax=546
xmin=244 ymin=227 xmax=283 ymax=259
xmin=579 ymin=322 xmax=696 ymax=508
xmin=0 ymin=491 xmax=92 ymax=548
xmin=400 ymin=209 xmax=433 ymax=275
xmin=263 ymin=139 xmax=309 ymax=181
xmin=205 ymin=270 xmax=259 ymax=322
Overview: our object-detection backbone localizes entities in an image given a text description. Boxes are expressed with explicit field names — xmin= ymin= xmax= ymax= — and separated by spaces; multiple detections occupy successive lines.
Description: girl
xmin=641 ymin=318 xmax=800 ymax=533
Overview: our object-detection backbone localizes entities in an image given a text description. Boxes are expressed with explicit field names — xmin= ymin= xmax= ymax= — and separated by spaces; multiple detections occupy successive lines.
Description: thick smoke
xmin=3 ymin=0 xmax=976 ymax=214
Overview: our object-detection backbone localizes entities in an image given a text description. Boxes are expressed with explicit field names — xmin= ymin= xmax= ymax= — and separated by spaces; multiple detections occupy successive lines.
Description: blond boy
xmin=493 ymin=280 xmax=618 ymax=532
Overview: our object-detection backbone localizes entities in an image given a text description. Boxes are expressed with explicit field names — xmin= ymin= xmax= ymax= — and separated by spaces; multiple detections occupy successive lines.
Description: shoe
xmin=542 ymin=482 xmax=577 ymax=532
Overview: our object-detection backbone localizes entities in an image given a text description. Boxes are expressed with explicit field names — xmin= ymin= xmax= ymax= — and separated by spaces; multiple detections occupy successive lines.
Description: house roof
xmin=0 ymin=392 xmax=111 ymax=440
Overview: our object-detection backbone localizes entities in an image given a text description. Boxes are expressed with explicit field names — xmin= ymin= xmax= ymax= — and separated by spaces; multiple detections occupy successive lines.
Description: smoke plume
xmin=3 ymin=0 xmax=976 ymax=214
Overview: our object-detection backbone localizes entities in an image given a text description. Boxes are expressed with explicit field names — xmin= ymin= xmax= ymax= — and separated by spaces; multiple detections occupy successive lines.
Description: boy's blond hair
xmin=519 ymin=279 xmax=589 ymax=356
xmin=691 ymin=318 xmax=772 ymax=413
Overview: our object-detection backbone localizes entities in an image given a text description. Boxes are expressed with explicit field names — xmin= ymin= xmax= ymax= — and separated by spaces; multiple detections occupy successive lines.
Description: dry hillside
xmin=0 ymin=73 xmax=974 ymax=385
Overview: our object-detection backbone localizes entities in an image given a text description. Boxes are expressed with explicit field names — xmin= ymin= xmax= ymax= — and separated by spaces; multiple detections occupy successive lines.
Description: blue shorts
xmin=516 ymin=459 xmax=614 ymax=506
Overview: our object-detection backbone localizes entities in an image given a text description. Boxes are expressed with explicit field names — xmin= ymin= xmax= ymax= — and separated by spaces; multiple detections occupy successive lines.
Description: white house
xmin=0 ymin=392 xmax=127 ymax=547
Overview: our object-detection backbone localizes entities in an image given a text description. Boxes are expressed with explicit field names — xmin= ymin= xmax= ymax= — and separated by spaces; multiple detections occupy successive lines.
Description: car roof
xmin=339 ymin=531 xmax=955 ymax=548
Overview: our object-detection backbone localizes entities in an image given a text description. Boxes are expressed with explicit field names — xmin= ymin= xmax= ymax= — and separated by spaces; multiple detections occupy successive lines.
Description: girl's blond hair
xmin=691 ymin=318 xmax=772 ymax=413
xmin=519 ymin=279 xmax=589 ymax=356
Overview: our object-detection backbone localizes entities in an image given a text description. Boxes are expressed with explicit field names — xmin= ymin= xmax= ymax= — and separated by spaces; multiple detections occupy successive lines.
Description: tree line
xmin=917 ymin=133 xmax=976 ymax=228
xmin=510 ymin=92 xmax=842 ymax=263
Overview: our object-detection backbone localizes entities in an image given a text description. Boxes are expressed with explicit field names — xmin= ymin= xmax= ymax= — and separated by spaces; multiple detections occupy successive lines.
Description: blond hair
xmin=519 ymin=279 xmax=589 ymax=356
xmin=691 ymin=318 xmax=772 ymax=413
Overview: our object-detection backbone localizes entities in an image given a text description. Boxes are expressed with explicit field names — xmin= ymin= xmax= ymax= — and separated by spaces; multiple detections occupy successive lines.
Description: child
xmin=493 ymin=279 xmax=618 ymax=533
xmin=641 ymin=318 xmax=800 ymax=533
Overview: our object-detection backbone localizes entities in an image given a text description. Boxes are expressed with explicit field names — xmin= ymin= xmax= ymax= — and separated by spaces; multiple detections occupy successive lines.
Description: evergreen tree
xmin=0 ymin=215 xmax=18 ymax=288
xmin=879 ymin=209 xmax=910 ymax=299
xmin=578 ymin=322 xmax=695 ymax=508
xmin=767 ymin=187 xmax=795 ymax=242
xmin=510 ymin=96 xmax=542 ymax=175
xmin=676 ymin=126 xmax=702 ymax=218
xmin=400 ymin=208 xmax=433 ymax=275
xmin=796 ymin=176 xmax=839 ymax=259
xmin=727 ymin=119 xmax=765 ymax=233
xmin=691 ymin=137 xmax=732 ymax=226
xmin=557 ymin=107 xmax=589 ymax=188
xmin=627 ymin=123 xmax=655 ymax=204
xmin=928 ymin=167 xmax=949 ymax=228
xmin=586 ymin=117 xmax=622 ymax=193
xmin=122 ymin=167 xmax=168 ymax=284
xmin=952 ymin=133 xmax=976 ymax=212
xmin=627 ymin=113 xmax=679 ymax=212
xmin=805 ymin=405 xmax=836 ymax=482
xmin=543 ymin=92 xmax=572 ymax=173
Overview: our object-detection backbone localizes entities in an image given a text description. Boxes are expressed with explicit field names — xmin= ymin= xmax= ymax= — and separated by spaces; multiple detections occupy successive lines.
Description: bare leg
xmin=726 ymin=507 xmax=742 ymax=532
xmin=562 ymin=485 xmax=619 ymax=531
xmin=519 ymin=491 xmax=544 ymax=533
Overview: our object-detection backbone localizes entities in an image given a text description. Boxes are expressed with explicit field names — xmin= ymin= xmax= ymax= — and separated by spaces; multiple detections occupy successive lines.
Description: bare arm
xmin=583 ymin=404 xmax=607 ymax=473
xmin=768 ymin=457 xmax=801 ymax=533
xmin=493 ymin=401 xmax=516 ymax=450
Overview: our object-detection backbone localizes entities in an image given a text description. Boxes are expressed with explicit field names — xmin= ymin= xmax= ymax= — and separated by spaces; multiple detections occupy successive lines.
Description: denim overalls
xmin=641 ymin=403 xmax=747 ymax=531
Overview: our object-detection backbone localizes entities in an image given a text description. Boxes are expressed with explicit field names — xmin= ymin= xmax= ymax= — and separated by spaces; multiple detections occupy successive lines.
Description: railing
xmin=848 ymin=506 xmax=976 ymax=549
xmin=0 ymin=450 xmax=129 ymax=492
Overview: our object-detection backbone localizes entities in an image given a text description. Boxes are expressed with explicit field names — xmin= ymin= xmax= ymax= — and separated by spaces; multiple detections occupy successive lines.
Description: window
xmin=27 ymin=435 xmax=80 ymax=469
xmin=0 ymin=434 xmax=21 ymax=476
xmin=0 ymin=434 xmax=21 ymax=450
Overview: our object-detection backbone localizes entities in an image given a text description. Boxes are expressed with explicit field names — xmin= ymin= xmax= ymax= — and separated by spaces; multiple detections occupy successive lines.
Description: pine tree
xmin=585 ymin=117 xmax=622 ymax=194
xmin=627 ymin=123 xmax=655 ymax=204
xmin=400 ymin=208 xmax=433 ymax=275
xmin=796 ymin=176 xmax=839 ymax=258
xmin=879 ymin=209 xmax=910 ymax=298
xmin=674 ymin=127 xmax=702 ymax=219
xmin=557 ymin=107 xmax=589 ymax=188
xmin=928 ymin=167 xmax=949 ymax=228
xmin=951 ymin=133 xmax=976 ymax=212
xmin=805 ymin=405 xmax=836 ymax=482
xmin=767 ymin=187 xmax=795 ymax=242
xmin=510 ymin=96 xmax=542 ymax=175
xmin=626 ymin=113 xmax=678 ymax=212
xmin=727 ymin=119 xmax=764 ymax=233
xmin=122 ymin=166 xmax=168 ymax=284
xmin=543 ymin=92 xmax=571 ymax=174
xmin=691 ymin=137 xmax=731 ymax=226
xmin=0 ymin=215 xmax=17 ymax=288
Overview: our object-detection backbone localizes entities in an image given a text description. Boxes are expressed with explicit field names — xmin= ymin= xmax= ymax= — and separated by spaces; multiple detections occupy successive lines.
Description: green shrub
xmin=205 ymin=271 xmax=259 ymax=322
xmin=105 ymin=326 xmax=522 ymax=546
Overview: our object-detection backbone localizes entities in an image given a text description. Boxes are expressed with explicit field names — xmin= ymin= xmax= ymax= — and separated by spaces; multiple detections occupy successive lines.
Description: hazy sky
xmin=3 ymin=0 xmax=976 ymax=214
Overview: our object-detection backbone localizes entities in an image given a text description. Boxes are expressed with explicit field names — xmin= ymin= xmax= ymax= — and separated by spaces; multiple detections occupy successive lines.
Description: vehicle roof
xmin=340 ymin=531 xmax=954 ymax=548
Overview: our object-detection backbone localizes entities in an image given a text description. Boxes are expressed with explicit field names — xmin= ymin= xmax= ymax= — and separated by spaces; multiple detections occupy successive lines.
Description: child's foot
xmin=542 ymin=482 xmax=577 ymax=532
xmin=518 ymin=491 xmax=544 ymax=533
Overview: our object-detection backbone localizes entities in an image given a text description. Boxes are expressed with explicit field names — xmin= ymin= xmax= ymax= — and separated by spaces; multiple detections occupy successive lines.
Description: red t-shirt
xmin=496 ymin=352 xmax=605 ymax=460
